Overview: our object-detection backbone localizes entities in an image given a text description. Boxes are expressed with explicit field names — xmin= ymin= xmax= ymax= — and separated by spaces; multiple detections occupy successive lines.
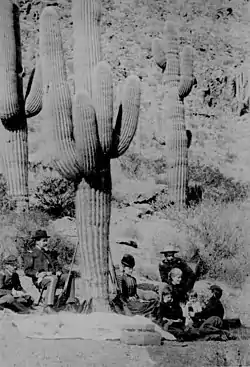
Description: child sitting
xmin=157 ymin=284 xmax=185 ymax=337
xmin=183 ymin=291 xmax=202 ymax=327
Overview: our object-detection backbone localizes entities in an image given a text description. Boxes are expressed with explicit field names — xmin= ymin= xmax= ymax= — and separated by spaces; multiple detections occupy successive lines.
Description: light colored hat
xmin=160 ymin=244 xmax=179 ymax=254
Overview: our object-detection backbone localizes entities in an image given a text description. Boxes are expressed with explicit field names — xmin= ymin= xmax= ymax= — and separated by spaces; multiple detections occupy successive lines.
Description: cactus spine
xmin=152 ymin=21 xmax=195 ymax=208
xmin=0 ymin=0 xmax=42 ymax=211
xmin=39 ymin=0 xmax=140 ymax=311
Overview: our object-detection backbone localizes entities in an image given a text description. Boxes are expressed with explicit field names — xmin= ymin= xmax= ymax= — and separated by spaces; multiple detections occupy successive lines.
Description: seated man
xmin=0 ymin=255 xmax=33 ymax=313
xmin=190 ymin=284 xmax=225 ymax=334
xmin=24 ymin=229 xmax=76 ymax=314
xmin=159 ymin=244 xmax=196 ymax=294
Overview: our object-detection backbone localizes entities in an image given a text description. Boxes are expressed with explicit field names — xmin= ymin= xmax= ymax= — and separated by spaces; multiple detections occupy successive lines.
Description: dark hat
xmin=3 ymin=255 xmax=18 ymax=265
xmin=121 ymin=254 xmax=135 ymax=268
xmin=210 ymin=284 xmax=222 ymax=293
xmin=32 ymin=229 xmax=50 ymax=241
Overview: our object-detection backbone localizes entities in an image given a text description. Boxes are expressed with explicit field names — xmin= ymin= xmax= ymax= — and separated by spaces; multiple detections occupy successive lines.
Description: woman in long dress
xmin=110 ymin=254 xmax=159 ymax=318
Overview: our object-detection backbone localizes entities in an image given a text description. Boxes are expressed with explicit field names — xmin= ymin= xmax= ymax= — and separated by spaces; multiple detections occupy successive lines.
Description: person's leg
xmin=0 ymin=294 xmax=15 ymax=305
xmin=199 ymin=316 xmax=223 ymax=335
xmin=58 ymin=273 xmax=76 ymax=304
xmin=0 ymin=294 xmax=30 ymax=313
xmin=41 ymin=275 xmax=58 ymax=307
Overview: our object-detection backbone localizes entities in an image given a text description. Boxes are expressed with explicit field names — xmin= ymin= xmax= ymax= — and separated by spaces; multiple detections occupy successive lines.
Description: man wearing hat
xmin=0 ymin=254 xmax=33 ymax=313
xmin=24 ymin=229 xmax=76 ymax=313
xmin=188 ymin=284 xmax=226 ymax=338
xmin=159 ymin=244 xmax=197 ymax=294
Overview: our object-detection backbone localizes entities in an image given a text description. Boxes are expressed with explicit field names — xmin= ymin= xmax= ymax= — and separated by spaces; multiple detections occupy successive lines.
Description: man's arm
xmin=193 ymin=299 xmax=216 ymax=321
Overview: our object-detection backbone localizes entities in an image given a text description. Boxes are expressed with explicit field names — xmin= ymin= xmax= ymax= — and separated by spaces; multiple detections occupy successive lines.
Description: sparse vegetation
xmin=0 ymin=0 xmax=250 ymax=364
xmin=33 ymin=177 xmax=76 ymax=218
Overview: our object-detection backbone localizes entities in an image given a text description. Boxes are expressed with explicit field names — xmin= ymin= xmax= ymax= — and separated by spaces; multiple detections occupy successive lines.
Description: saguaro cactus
xmin=0 ymin=0 xmax=42 ymax=211
xmin=39 ymin=0 xmax=140 ymax=311
xmin=152 ymin=21 xmax=195 ymax=208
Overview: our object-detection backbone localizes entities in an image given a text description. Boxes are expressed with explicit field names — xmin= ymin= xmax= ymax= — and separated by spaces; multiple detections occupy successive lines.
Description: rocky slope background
xmin=1 ymin=0 xmax=250 ymax=325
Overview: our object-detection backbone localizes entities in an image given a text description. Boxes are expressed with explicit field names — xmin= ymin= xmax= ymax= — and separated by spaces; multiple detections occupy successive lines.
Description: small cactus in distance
xmin=39 ymin=0 xmax=140 ymax=311
xmin=152 ymin=20 xmax=196 ymax=208
xmin=0 ymin=0 xmax=42 ymax=212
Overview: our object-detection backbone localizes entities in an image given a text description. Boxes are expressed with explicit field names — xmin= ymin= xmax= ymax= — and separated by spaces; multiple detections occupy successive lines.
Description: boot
xmin=8 ymin=300 xmax=30 ymax=314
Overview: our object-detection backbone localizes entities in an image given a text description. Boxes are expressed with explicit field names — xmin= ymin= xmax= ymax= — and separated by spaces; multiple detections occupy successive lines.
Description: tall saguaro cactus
xmin=152 ymin=21 xmax=196 ymax=208
xmin=0 ymin=0 xmax=42 ymax=211
xmin=39 ymin=0 xmax=140 ymax=311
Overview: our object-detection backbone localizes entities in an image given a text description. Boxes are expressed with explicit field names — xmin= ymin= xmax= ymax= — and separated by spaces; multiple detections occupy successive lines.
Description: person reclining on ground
xmin=110 ymin=254 xmax=159 ymax=318
xmin=24 ymin=229 xmax=76 ymax=314
xmin=0 ymin=255 xmax=34 ymax=314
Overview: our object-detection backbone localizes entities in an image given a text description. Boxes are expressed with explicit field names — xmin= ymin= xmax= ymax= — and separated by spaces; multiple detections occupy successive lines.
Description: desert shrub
xmin=119 ymin=152 xmax=167 ymax=180
xmin=46 ymin=234 xmax=76 ymax=267
xmin=0 ymin=174 xmax=18 ymax=213
xmin=188 ymin=161 xmax=249 ymax=203
xmin=33 ymin=177 xmax=76 ymax=218
xmin=151 ymin=162 xmax=249 ymax=211
xmin=164 ymin=201 xmax=250 ymax=287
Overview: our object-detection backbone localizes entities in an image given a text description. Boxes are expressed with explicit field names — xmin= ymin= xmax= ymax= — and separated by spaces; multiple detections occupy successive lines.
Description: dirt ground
xmin=0 ymin=324 xmax=250 ymax=367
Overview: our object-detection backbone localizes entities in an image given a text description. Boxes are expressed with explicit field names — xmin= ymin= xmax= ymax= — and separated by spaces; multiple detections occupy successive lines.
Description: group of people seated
xmin=0 ymin=233 xmax=238 ymax=341
xmin=111 ymin=244 xmax=235 ymax=341
xmin=0 ymin=229 xmax=77 ymax=314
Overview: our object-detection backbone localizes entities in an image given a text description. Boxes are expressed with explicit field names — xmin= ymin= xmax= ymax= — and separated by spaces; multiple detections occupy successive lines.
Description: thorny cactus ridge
xmin=152 ymin=20 xmax=196 ymax=208
xmin=0 ymin=0 xmax=42 ymax=211
xmin=39 ymin=0 xmax=140 ymax=311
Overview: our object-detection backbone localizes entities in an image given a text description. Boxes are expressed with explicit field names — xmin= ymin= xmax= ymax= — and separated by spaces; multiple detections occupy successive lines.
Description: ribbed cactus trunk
xmin=76 ymin=169 xmax=111 ymax=308
xmin=0 ymin=1 xmax=28 ymax=211
xmin=152 ymin=21 xmax=195 ymax=208
xmin=0 ymin=1 xmax=42 ymax=212
xmin=39 ymin=0 xmax=140 ymax=311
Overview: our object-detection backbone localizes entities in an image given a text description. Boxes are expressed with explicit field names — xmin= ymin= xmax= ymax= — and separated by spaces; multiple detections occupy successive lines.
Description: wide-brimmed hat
xmin=160 ymin=244 xmax=179 ymax=254
xmin=3 ymin=255 xmax=18 ymax=265
xmin=32 ymin=229 xmax=50 ymax=241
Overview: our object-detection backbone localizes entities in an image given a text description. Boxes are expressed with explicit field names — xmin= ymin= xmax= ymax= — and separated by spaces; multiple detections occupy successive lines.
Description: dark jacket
xmin=158 ymin=300 xmax=184 ymax=324
xmin=121 ymin=274 xmax=138 ymax=301
xmin=159 ymin=257 xmax=196 ymax=292
xmin=193 ymin=296 xmax=224 ymax=325
xmin=24 ymin=247 xmax=57 ymax=283
xmin=0 ymin=270 xmax=24 ymax=297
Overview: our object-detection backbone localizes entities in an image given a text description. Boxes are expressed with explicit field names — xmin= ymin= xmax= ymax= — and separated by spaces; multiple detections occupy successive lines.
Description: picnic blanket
xmin=10 ymin=311 xmax=176 ymax=341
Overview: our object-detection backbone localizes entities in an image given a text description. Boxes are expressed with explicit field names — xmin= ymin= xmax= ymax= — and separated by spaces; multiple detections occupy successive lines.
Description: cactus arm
xmin=92 ymin=61 xmax=113 ymax=155
xmin=111 ymin=75 xmax=141 ymax=158
xmin=73 ymin=92 xmax=99 ymax=176
xmin=39 ymin=7 xmax=80 ymax=180
xmin=72 ymin=0 xmax=102 ymax=95
xmin=152 ymin=38 xmax=166 ymax=72
xmin=179 ymin=45 xmax=195 ymax=99
xmin=162 ymin=21 xmax=180 ymax=86
xmin=0 ymin=1 xmax=23 ymax=121
xmin=25 ymin=56 xmax=43 ymax=118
